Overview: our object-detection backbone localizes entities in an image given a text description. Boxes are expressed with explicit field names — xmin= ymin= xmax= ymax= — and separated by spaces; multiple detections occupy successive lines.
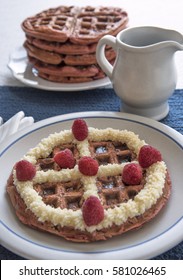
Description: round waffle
xmin=35 ymin=73 xmax=105 ymax=83
xmin=22 ymin=6 xmax=128 ymax=44
xmin=24 ymin=40 xmax=116 ymax=66
xmin=31 ymin=59 xmax=102 ymax=77
xmin=26 ymin=36 xmax=102 ymax=55
xmin=29 ymin=56 xmax=108 ymax=83
xmin=6 ymin=120 xmax=171 ymax=242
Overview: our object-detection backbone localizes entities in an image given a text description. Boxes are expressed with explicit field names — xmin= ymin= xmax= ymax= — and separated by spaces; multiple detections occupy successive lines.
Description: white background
xmin=1 ymin=0 xmax=183 ymax=87
xmin=1 ymin=260 xmax=183 ymax=280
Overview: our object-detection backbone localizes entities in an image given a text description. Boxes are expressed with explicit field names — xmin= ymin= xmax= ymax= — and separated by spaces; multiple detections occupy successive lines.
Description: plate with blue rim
xmin=0 ymin=111 xmax=182 ymax=259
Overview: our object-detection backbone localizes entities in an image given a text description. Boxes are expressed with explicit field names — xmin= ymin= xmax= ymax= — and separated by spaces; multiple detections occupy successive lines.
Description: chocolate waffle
xmin=31 ymin=60 xmax=100 ymax=77
xmin=21 ymin=5 xmax=128 ymax=83
xmin=36 ymin=73 xmax=104 ymax=83
xmin=24 ymin=40 xmax=116 ymax=65
xmin=6 ymin=121 xmax=171 ymax=242
xmin=26 ymin=36 xmax=101 ymax=55
xmin=30 ymin=57 xmax=107 ymax=82
xmin=22 ymin=6 xmax=128 ymax=44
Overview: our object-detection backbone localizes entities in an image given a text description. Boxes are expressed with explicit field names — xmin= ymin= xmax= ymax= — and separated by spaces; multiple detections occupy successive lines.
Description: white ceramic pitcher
xmin=96 ymin=26 xmax=183 ymax=120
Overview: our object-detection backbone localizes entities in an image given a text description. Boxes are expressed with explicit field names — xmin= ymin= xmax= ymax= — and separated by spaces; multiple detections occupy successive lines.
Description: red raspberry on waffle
xmin=122 ymin=163 xmax=143 ymax=185
xmin=82 ymin=196 xmax=104 ymax=226
xmin=138 ymin=145 xmax=162 ymax=168
xmin=15 ymin=160 xmax=36 ymax=181
xmin=78 ymin=156 xmax=99 ymax=176
xmin=54 ymin=148 xmax=76 ymax=169
xmin=72 ymin=119 xmax=88 ymax=141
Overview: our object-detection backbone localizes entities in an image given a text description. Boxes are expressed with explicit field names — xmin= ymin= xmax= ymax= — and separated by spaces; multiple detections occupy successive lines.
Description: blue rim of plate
xmin=0 ymin=114 xmax=183 ymax=256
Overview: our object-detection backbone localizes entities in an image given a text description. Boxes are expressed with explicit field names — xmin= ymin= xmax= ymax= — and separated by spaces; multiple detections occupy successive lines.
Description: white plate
xmin=0 ymin=112 xmax=183 ymax=260
xmin=8 ymin=47 xmax=111 ymax=91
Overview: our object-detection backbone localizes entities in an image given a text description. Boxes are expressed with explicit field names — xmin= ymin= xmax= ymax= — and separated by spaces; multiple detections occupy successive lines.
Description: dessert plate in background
xmin=8 ymin=47 xmax=111 ymax=91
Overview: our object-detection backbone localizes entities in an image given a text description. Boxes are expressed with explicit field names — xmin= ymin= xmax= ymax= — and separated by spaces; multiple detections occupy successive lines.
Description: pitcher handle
xmin=96 ymin=35 xmax=117 ymax=80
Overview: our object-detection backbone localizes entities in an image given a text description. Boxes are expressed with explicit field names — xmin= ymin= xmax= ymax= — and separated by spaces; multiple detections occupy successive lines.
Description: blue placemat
xmin=0 ymin=86 xmax=182 ymax=135
xmin=0 ymin=86 xmax=182 ymax=260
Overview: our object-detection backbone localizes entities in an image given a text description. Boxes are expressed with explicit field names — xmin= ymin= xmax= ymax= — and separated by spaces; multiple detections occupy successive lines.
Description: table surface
xmin=0 ymin=0 xmax=183 ymax=260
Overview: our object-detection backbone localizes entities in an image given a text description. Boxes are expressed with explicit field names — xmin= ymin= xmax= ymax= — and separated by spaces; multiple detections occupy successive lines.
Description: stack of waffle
xmin=21 ymin=5 xmax=129 ymax=83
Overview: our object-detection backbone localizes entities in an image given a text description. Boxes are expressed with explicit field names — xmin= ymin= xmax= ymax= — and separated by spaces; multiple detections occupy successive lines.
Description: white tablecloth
xmin=1 ymin=0 xmax=183 ymax=88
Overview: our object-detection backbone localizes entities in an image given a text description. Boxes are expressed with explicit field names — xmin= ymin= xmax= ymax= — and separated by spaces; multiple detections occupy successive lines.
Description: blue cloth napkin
xmin=0 ymin=86 xmax=182 ymax=260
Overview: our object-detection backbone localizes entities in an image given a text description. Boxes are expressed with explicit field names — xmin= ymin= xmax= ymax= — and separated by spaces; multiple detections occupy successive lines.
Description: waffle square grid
xmin=33 ymin=140 xmax=143 ymax=212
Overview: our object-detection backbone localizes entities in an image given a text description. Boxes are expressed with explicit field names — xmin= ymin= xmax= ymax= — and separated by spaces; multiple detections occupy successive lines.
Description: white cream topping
xmin=13 ymin=127 xmax=167 ymax=233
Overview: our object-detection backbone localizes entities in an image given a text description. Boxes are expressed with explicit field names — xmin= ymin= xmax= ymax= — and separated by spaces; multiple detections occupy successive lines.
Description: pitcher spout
xmin=162 ymin=40 xmax=183 ymax=53
xmin=150 ymin=28 xmax=183 ymax=53
xmin=164 ymin=29 xmax=183 ymax=51
xmin=120 ymin=26 xmax=183 ymax=52
xmin=172 ymin=41 xmax=183 ymax=51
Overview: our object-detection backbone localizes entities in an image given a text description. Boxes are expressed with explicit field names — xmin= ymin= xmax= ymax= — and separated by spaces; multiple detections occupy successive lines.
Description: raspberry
xmin=82 ymin=196 xmax=104 ymax=226
xmin=138 ymin=145 xmax=162 ymax=168
xmin=78 ymin=156 xmax=99 ymax=176
xmin=72 ymin=119 xmax=88 ymax=141
xmin=54 ymin=149 xmax=75 ymax=169
xmin=15 ymin=160 xmax=36 ymax=181
xmin=122 ymin=163 xmax=142 ymax=185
